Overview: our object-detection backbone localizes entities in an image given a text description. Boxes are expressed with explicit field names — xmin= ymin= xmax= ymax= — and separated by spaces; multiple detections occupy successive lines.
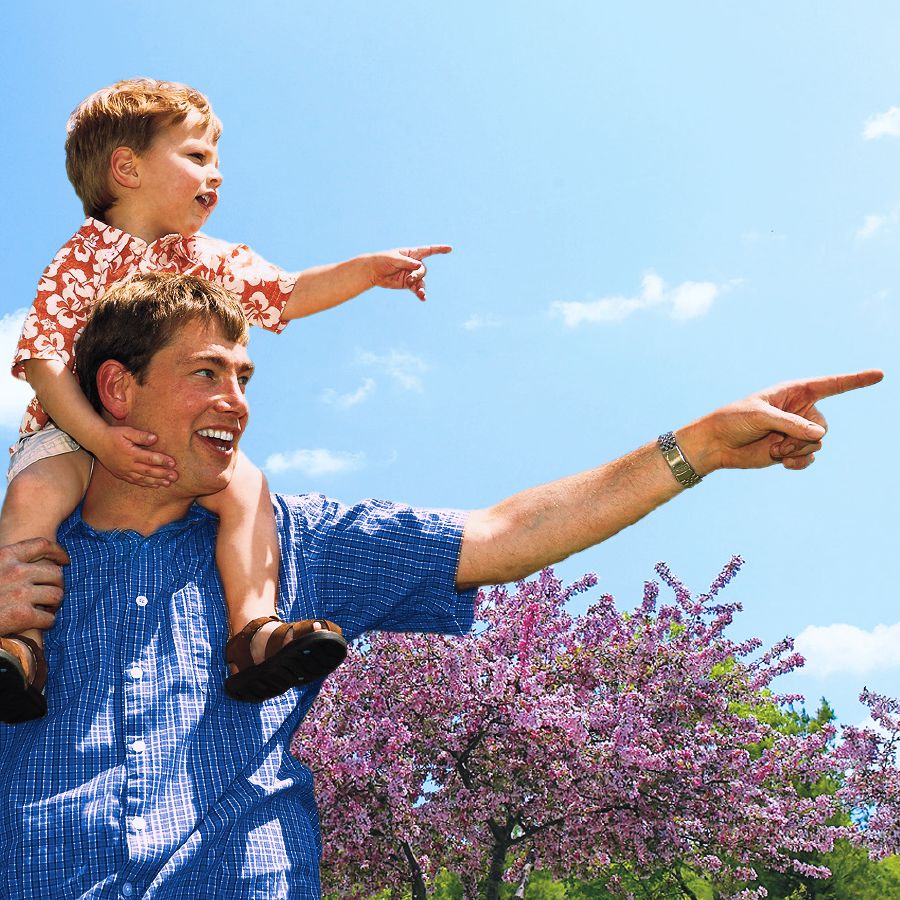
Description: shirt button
xmin=127 ymin=666 xmax=144 ymax=681
xmin=131 ymin=816 xmax=147 ymax=832
xmin=135 ymin=595 xmax=149 ymax=607
xmin=130 ymin=739 xmax=147 ymax=753
xmin=121 ymin=883 xmax=134 ymax=897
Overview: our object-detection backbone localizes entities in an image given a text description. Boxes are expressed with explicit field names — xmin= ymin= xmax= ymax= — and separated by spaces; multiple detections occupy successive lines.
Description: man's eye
xmin=195 ymin=368 xmax=214 ymax=378
xmin=238 ymin=376 xmax=251 ymax=389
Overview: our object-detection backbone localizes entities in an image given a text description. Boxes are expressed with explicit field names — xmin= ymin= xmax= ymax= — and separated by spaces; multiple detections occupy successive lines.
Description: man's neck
xmin=81 ymin=465 xmax=197 ymax=535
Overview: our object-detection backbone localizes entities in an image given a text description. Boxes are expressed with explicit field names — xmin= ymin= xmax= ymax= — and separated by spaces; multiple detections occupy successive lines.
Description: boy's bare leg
xmin=197 ymin=452 xmax=283 ymax=666
xmin=199 ymin=452 xmax=346 ymax=701
xmin=0 ymin=451 xmax=92 ymax=677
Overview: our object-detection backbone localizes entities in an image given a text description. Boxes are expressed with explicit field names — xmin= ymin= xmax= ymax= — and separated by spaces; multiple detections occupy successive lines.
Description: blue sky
xmin=1 ymin=3 xmax=897 ymax=726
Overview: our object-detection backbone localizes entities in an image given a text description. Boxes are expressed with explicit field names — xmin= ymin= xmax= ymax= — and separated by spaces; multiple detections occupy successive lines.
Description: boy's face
xmin=129 ymin=109 xmax=221 ymax=242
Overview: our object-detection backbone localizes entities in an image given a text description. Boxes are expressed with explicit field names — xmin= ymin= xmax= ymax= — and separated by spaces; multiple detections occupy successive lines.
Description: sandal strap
xmin=265 ymin=622 xmax=293 ymax=659
xmin=225 ymin=615 xmax=281 ymax=671
xmin=225 ymin=616 xmax=345 ymax=673
xmin=0 ymin=635 xmax=48 ymax=692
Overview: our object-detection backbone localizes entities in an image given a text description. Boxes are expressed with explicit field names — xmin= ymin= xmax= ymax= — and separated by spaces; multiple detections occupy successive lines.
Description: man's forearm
xmin=280 ymin=257 xmax=372 ymax=321
xmin=456 ymin=438 xmax=686 ymax=590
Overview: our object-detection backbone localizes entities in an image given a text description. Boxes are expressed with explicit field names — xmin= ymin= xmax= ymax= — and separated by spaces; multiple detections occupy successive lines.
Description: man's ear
xmin=109 ymin=146 xmax=141 ymax=191
xmin=95 ymin=359 xmax=134 ymax=421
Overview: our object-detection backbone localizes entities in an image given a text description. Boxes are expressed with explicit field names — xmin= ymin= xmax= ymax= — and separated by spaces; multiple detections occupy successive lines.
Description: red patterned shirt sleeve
xmin=12 ymin=238 xmax=97 ymax=381
xmin=197 ymin=236 xmax=298 ymax=334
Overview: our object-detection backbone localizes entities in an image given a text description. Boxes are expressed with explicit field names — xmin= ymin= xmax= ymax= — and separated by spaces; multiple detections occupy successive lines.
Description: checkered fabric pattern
xmin=0 ymin=494 xmax=474 ymax=899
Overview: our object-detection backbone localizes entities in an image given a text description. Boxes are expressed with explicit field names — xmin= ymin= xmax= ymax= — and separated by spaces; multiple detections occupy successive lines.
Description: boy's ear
xmin=95 ymin=359 xmax=134 ymax=421
xmin=109 ymin=146 xmax=141 ymax=190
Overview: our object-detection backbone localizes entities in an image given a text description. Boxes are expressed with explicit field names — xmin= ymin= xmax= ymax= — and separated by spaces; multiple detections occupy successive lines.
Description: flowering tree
xmin=834 ymin=689 xmax=900 ymax=861
xmin=293 ymin=560 xmax=878 ymax=899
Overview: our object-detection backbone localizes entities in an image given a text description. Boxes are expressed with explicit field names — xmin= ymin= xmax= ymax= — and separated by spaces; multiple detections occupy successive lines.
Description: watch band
xmin=658 ymin=431 xmax=702 ymax=489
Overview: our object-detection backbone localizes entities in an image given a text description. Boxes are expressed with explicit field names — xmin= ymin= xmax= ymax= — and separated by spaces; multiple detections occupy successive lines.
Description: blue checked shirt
xmin=0 ymin=494 xmax=474 ymax=899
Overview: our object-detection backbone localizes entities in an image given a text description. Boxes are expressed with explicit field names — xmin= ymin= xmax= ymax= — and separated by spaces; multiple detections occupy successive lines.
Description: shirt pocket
xmin=168 ymin=585 xmax=215 ymax=696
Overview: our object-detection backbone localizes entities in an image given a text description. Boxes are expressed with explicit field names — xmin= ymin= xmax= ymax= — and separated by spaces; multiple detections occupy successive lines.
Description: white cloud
xmin=856 ymin=209 xmax=899 ymax=239
xmin=0 ymin=309 xmax=35 ymax=431
xmin=794 ymin=621 xmax=900 ymax=677
xmin=462 ymin=314 xmax=502 ymax=331
xmin=321 ymin=377 xmax=376 ymax=409
xmin=863 ymin=106 xmax=900 ymax=140
xmin=857 ymin=214 xmax=887 ymax=239
xmin=264 ymin=448 xmax=366 ymax=477
xmin=357 ymin=350 xmax=429 ymax=392
xmin=550 ymin=273 xmax=728 ymax=327
xmin=670 ymin=281 xmax=719 ymax=320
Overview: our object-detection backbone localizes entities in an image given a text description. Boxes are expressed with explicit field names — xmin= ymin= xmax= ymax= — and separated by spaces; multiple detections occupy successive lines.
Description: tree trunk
xmin=400 ymin=840 xmax=427 ymax=900
xmin=482 ymin=836 xmax=511 ymax=900
xmin=513 ymin=848 xmax=536 ymax=898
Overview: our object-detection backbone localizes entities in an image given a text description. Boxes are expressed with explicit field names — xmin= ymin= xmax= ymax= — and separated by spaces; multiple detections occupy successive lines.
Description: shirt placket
xmin=117 ymin=536 xmax=159 ymax=898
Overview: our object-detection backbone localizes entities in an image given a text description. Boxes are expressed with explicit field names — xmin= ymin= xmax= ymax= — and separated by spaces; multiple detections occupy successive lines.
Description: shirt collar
xmin=60 ymin=501 xmax=216 ymax=544
xmin=80 ymin=217 xmax=193 ymax=255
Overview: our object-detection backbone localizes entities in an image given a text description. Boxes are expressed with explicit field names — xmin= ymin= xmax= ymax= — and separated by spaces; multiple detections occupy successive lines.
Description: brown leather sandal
xmin=0 ymin=635 xmax=48 ymax=723
xmin=224 ymin=616 xmax=347 ymax=702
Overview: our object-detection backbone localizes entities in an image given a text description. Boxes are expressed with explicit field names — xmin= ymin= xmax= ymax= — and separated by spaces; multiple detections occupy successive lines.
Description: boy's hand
xmin=96 ymin=426 xmax=178 ymax=487
xmin=367 ymin=246 xmax=452 ymax=301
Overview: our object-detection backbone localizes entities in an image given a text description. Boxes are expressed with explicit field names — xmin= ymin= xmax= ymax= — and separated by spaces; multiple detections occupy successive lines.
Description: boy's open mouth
xmin=196 ymin=427 xmax=234 ymax=453
xmin=196 ymin=192 xmax=217 ymax=211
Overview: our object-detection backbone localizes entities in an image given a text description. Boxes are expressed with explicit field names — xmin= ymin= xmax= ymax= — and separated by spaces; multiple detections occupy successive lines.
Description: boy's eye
xmin=189 ymin=153 xmax=205 ymax=162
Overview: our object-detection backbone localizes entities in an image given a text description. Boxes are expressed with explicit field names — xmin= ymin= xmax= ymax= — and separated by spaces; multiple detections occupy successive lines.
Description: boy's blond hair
xmin=65 ymin=77 xmax=222 ymax=220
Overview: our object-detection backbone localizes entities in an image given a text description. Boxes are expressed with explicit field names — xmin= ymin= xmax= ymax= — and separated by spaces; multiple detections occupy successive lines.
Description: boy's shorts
xmin=7 ymin=426 xmax=82 ymax=483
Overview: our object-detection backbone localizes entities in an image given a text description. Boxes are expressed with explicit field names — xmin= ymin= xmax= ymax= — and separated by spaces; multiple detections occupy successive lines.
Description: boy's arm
xmin=22 ymin=360 xmax=177 ymax=487
xmin=280 ymin=246 xmax=452 ymax=321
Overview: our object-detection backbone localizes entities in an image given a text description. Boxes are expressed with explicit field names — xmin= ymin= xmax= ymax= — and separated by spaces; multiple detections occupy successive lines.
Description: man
xmin=0 ymin=272 xmax=881 ymax=899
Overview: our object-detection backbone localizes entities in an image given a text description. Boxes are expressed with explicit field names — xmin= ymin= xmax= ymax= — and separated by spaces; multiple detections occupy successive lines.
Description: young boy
xmin=0 ymin=77 xmax=451 ymax=723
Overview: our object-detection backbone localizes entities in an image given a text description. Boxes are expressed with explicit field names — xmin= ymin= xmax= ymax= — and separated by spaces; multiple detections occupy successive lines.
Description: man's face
xmin=127 ymin=318 xmax=253 ymax=497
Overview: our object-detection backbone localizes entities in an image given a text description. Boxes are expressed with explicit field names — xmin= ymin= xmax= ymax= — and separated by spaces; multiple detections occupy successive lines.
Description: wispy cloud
xmin=550 ymin=273 xmax=732 ymax=327
xmin=863 ymin=106 xmax=900 ymax=140
xmin=857 ymin=214 xmax=887 ymax=239
xmin=264 ymin=448 xmax=366 ymax=477
xmin=856 ymin=209 xmax=899 ymax=239
xmin=321 ymin=377 xmax=376 ymax=409
xmin=794 ymin=621 xmax=900 ymax=677
xmin=0 ymin=309 xmax=35 ymax=430
xmin=357 ymin=350 xmax=429 ymax=392
xmin=462 ymin=313 xmax=502 ymax=331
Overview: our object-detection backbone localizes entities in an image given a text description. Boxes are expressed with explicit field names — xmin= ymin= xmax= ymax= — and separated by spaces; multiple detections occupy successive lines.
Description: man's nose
xmin=214 ymin=377 xmax=248 ymax=416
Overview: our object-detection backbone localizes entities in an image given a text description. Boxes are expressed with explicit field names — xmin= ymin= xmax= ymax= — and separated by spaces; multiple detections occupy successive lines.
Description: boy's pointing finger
xmin=404 ymin=245 xmax=453 ymax=260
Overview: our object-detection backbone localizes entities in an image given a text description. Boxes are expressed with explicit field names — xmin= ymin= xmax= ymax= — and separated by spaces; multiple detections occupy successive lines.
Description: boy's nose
xmin=207 ymin=165 xmax=223 ymax=188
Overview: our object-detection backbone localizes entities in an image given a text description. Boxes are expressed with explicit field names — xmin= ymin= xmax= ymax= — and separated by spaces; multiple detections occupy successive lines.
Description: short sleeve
xmin=274 ymin=494 xmax=476 ymax=642
xmin=200 ymin=237 xmax=297 ymax=335
xmin=12 ymin=241 xmax=96 ymax=380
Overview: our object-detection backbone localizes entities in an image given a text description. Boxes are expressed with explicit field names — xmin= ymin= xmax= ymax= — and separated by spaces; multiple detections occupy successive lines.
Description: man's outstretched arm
xmin=456 ymin=371 xmax=883 ymax=590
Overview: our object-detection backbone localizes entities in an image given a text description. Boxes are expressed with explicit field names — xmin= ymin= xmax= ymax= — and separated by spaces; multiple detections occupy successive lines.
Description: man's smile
xmin=196 ymin=427 xmax=237 ymax=454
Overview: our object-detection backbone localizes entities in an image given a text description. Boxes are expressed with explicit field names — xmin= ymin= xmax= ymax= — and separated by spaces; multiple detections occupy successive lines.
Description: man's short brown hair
xmin=65 ymin=78 xmax=222 ymax=220
xmin=76 ymin=272 xmax=248 ymax=414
